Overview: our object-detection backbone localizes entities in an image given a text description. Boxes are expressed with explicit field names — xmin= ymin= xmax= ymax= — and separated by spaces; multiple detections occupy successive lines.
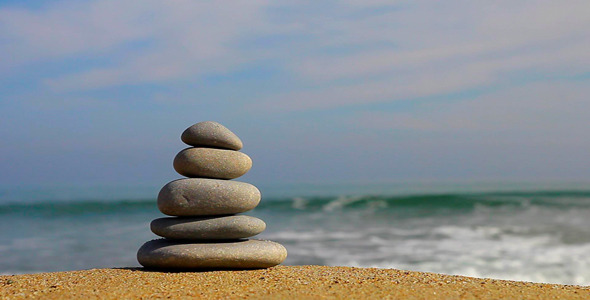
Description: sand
xmin=1 ymin=266 xmax=588 ymax=299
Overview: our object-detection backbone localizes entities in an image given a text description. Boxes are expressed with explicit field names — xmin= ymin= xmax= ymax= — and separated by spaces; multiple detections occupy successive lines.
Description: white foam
xmin=272 ymin=219 xmax=590 ymax=285
xmin=322 ymin=196 xmax=365 ymax=212
xmin=291 ymin=197 xmax=308 ymax=210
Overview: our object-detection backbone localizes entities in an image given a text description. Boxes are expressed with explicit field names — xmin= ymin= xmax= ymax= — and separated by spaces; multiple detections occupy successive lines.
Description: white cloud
xmin=265 ymin=0 xmax=590 ymax=111
xmin=1 ymin=0 xmax=589 ymax=103
xmin=350 ymin=80 xmax=590 ymax=140
xmin=1 ymin=1 xmax=150 ymax=65
xmin=1 ymin=0 xmax=271 ymax=89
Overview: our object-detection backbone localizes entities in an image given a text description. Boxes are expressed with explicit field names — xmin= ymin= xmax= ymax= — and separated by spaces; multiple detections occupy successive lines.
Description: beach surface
xmin=1 ymin=266 xmax=589 ymax=299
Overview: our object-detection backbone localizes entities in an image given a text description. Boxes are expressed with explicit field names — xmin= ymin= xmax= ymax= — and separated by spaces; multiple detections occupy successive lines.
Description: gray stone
xmin=173 ymin=147 xmax=252 ymax=179
xmin=151 ymin=215 xmax=266 ymax=240
xmin=157 ymin=178 xmax=260 ymax=216
xmin=181 ymin=121 xmax=243 ymax=150
xmin=137 ymin=239 xmax=288 ymax=269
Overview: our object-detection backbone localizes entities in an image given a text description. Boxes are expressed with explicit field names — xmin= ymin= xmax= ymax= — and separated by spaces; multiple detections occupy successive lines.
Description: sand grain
xmin=1 ymin=266 xmax=588 ymax=299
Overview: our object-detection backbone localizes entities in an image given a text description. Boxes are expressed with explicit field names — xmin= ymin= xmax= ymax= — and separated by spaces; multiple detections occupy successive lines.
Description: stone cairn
xmin=137 ymin=121 xmax=287 ymax=269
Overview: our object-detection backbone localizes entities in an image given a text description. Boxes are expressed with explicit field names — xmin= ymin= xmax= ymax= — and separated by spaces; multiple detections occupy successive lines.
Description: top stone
xmin=181 ymin=121 xmax=243 ymax=150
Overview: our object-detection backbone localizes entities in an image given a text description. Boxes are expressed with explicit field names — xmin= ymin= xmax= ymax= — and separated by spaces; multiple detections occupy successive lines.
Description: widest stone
xmin=151 ymin=215 xmax=266 ymax=240
xmin=137 ymin=239 xmax=288 ymax=269
xmin=157 ymin=178 xmax=261 ymax=216
xmin=173 ymin=148 xmax=252 ymax=179
xmin=181 ymin=121 xmax=243 ymax=150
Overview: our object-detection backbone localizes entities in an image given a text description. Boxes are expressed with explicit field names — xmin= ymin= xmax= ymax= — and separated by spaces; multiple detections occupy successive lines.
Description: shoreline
xmin=1 ymin=266 xmax=589 ymax=299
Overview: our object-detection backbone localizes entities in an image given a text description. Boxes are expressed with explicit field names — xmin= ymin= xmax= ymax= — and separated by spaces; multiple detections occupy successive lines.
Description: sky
xmin=1 ymin=0 xmax=590 ymax=187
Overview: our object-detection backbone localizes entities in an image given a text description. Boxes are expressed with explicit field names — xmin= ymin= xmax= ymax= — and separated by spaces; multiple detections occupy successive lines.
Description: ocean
xmin=1 ymin=181 xmax=590 ymax=286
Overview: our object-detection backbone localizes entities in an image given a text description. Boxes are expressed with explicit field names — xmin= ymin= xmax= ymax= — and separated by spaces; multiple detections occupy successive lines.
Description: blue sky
xmin=1 ymin=0 xmax=590 ymax=186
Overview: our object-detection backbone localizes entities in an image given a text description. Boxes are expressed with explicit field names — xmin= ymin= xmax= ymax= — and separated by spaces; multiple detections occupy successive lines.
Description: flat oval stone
xmin=181 ymin=121 xmax=243 ymax=150
xmin=137 ymin=239 xmax=287 ymax=269
xmin=151 ymin=215 xmax=266 ymax=239
xmin=157 ymin=178 xmax=261 ymax=216
xmin=173 ymin=148 xmax=252 ymax=179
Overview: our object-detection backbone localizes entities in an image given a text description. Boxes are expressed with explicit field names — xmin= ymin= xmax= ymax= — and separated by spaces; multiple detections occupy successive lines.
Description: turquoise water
xmin=1 ymin=182 xmax=590 ymax=285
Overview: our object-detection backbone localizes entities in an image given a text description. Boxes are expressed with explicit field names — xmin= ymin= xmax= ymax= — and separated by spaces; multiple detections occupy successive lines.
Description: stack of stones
xmin=137 ymin=121 xmax=287 ymax=269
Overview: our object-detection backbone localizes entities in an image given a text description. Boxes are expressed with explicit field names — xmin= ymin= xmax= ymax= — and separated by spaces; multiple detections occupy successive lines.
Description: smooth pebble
xmin=181 ymin=121 xmax=243 ymax=150
xmin=173 ymin=147 xmax=252 ymax=179
xmin=151 ymin=215 xmax=266 ymax=240
xmin=157 ymin=178 xmax=261 ymax=216
xmin=137 ymin=239 xmax=288 ymax=269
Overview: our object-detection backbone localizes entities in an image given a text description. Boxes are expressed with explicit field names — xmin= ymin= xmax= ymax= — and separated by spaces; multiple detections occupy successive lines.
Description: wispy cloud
xmin=2 ymin=0 xmax=588 ymax=101
xmin=266 ymin=1 xmax=590 ymax=111
xmin=1 ymin=0 xmax=590 ymax=183
xmin=1 ymin=0 xmax=271 ymax=90
xmin=350 ymin=80 xmax=590 ymax=136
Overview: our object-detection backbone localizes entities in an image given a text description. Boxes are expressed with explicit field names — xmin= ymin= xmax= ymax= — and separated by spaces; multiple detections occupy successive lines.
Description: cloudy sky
xmin=1 ymin=0 xmax=589 ymax=187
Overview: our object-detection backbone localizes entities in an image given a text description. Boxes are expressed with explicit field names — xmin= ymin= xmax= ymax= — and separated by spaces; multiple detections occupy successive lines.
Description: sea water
xmin=1 ymin=182 xmax=590 ymax=286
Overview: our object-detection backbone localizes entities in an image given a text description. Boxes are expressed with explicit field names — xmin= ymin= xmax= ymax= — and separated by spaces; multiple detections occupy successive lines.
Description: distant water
xmin=1 ymin=182 xmax=590 ymax=286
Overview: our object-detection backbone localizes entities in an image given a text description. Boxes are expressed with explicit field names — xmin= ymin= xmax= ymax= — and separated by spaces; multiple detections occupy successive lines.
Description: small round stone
xmin=151 ymin=216 xmax=266 ymax=240
xmin=137 ymin=239 xmax=288 ymax=269
xmin=157 ymin=178 xmax=261 ymax=216
xmin=181 ymin=121 xmax=243 ymax=150
xmin=173 ymin=147 xmax=252 ymax=179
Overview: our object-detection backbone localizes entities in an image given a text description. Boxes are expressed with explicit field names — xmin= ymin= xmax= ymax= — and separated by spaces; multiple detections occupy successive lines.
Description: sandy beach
xmin=1 ymin=266 xmax=588 ymax=299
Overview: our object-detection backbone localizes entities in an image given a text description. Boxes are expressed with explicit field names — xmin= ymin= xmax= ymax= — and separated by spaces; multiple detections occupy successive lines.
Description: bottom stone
xmin=137 ymin=239 xmax=287 ymax=269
